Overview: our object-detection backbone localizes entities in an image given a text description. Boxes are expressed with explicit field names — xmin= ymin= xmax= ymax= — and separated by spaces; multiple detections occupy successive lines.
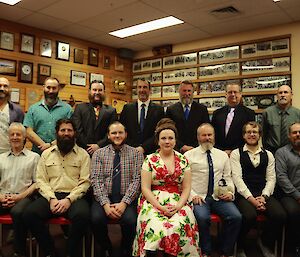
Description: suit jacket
xmin=72 ymin=103 xmax=117 ymax=149
xmin=211 ymin=104 xmax=255 ymax=151
xmin=119 ymin=101 xmax=164 ymax=154
xmin=166 ymin=101 xmax=210 ymax=149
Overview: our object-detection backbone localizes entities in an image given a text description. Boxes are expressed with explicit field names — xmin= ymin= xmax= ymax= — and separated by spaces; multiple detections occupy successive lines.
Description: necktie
xmin=111 ymin=150 xmax=121 ymax=203
xmin=207 ymin=150 xmax=214 ymax=196
xmin=184 ymin=104 xmax=190 ymax=120
xmin=94 ymin=106 xmax=100 ymax=120
xmin=225 ymin=108 xmax=235 ymax=136
xmin=140 ymin=104 xmax=146 ymax=132
xmin=280 ymin=111 xmax=289 ymax=147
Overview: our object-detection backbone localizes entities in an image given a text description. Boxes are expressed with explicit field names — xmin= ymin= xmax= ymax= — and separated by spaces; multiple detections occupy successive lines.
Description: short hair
xmin=277 ymin=84 xmax=292 ymax=93
xmin=154 ymin=118 xmax=178 ymax=145
xmin=180 ymin=80 xmax=194 ymax=88
xmin=197 ymin=123 xmax=215 ymax=135
xmin=8 ymin=122 xmax=26 ymax=137
xmin=44 ymin=77 xmax=60 ymax=86
xmin=55 ymin=119 xmax=76 ymax=133
xmin=289 ymin=122 xmax=300 ymax=134
xmin=89 ymin=80 xmax=105 ymax=90
xmin=242 ymin=121 xmax=262 ymax=136
xmin=225 ymin=83 xmax=241 ymax=92
xmin=108 ymin=121 xmax=126 ymax=133
xmin=137 ymin=78 xmax=151 ymax=89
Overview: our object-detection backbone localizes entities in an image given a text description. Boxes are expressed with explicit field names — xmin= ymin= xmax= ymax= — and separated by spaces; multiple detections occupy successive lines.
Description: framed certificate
xmin=56 ymin=41 xmax=70 ymax=61
xmin=0 ymin=32 xmax=14 ymax=51
xmin=18 ymin=61 xmax=33 ymax=83
xmin=88 ymin=48 xmax=99 ymax=66
xmin=37 ymin=64 xmax=51 ymax=85
xmin=20 ymin=33 xmax=35 ymax=54
xmin=40 ymin=38 xmax=52 ymax=57
xmin=70 ymin=70 xmax=86 ymax=86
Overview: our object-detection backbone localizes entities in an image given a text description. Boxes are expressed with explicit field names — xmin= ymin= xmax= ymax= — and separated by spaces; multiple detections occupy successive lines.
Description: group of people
xmin=0 ymin=75 xmax=300 ymax=257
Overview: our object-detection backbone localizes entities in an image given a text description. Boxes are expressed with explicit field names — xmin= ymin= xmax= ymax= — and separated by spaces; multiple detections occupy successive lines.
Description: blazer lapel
xmin=94 ymin=105 xmax=106 ymax=129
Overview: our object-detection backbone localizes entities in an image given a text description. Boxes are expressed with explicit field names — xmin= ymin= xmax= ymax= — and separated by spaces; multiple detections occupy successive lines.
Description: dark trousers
xmin=23 ymin=193 xmax=90 ymax=257
xmin=90 ymin=200 xmax=137 ymax=252
xmin=280 ymin=196 xmax=300 ymax=246
xmin=0 ymin=197 xmax=32 ymax=255
xmin=236 ymin=195 xmax=286 ymax=248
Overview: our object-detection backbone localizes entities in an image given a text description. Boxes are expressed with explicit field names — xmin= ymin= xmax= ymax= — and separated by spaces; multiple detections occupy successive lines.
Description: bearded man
xmin=24 ymin=119 xmax=90 ymax=257
xmin=166 ymin=80 xmax=209 ymax=153
xmin=23 ymin=77 xmax=73 ymax=154
xmin=72 ymin=80 xmax=117 ymax=155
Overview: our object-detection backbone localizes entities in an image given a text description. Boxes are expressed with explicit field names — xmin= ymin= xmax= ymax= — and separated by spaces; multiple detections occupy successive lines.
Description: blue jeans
xmin=193 ymin=196 xmax=242 ymax=255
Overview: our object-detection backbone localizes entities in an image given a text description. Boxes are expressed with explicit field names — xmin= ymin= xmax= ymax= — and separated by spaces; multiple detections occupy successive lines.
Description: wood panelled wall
xmin=0 ymin=19 xmax=132 ymax=111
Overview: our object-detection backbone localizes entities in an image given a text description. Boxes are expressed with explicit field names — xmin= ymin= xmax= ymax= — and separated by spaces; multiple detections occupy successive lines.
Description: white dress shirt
xmin=230 ymin=144 xmax=276 ymax=199
xmin=137 ymin=99 xmax=150 ymax=124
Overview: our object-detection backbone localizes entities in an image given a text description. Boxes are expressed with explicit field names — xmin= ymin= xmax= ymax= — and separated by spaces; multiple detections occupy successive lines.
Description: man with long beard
xmin=24 ymin=119 xmax=90 ymax=257
xmin=72 ymin=80 xmax=117 ymax=155
xmin=184 ymin=123 xmax=241 ymax=257
xmin=23 ymin=77 xmax=73 ymax=154
xmin=0 ymin=77 xmax=24 ymax=154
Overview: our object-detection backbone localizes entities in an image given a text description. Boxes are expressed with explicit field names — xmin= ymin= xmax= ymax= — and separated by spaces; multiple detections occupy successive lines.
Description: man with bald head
xmin=0 ymin=77 xmax=24 ymax=154
xmin=262 ymin=85 xmax=300 ymax=153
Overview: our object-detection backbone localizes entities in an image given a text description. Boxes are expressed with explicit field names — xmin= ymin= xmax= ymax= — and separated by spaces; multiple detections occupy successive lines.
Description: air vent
xmin=210 ymin=6 xmax=241 ymax=19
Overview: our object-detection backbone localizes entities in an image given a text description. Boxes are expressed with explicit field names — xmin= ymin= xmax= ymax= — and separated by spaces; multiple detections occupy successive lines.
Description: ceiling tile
xmin=57 ymin=24 xmax=103 ymax=39
xmin=88 ymin=33 xmax=133 ymax=48
xmin=17 ymin=0 xmax=60 ymax=11
xmin=0 ymin=4 xmax=32 ymax=21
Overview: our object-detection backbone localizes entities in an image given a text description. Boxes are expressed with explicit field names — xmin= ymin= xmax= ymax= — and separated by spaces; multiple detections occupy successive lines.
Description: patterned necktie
xmin=184 ymin=104 xmax=190 ymax=120
xmin=207 ymin=150 xmax=214 ymax=196
xmin=94 ymin=106 xmax=100 ymax=120
xmin=280 ymin=111 xmax=289 ymax=147
xmin=225 ymin=108 xmax=235 ymax=136
xmin=111 ymin=150 xmax=121 ymax=203
xmin=140 ymin=103 xmax=146 ymax=132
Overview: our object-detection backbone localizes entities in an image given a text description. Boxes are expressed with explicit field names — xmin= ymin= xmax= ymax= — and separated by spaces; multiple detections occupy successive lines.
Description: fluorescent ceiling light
xmin=109 ymin=16 xmax=184 ymax=38
xmin=0 ymin=0 xmax=22 ymax=5
xmin=273 ymin=0 xmax=280 ymax=2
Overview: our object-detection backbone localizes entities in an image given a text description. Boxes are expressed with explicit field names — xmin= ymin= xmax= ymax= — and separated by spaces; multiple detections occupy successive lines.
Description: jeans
xmin=193 ymin=196 xmax=242 ymax=256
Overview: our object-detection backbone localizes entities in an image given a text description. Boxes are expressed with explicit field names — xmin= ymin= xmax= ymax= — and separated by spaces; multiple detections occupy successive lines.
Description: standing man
xmin=166 ymin=80 xmax=209 ymax=153
xmin=262 ymin=85 xmax=300 ymax=153
xmin=212 ymin=83 xmax=255 ymax=155
xmin=185 ymin=123 xmax=241 ymax=257
xmin=231 ymin=121 xmax=286 ymax=257
xmin=119 ymin=79 xmax=164 ymax=155
xmin=91 ymin=121 xmax=143 ymax=257
xmin=72 ymin=80 xmax=117 ymax=155
xmin=0 ymin=77 xmax=24 ymax=154
xmin=0 ymin=122 xmax=39 ymax=257
xmin=23 ymin=77 xmax=73 ymax=154
xmin=275 ymin=122 xmax=300 ymax=257
xmin=24 ymin=119 xmax=90 ymax=257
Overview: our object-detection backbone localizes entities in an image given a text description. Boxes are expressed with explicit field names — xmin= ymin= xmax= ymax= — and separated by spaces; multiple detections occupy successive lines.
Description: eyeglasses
xmin=245 ymin=131 xmax=259 ymax=135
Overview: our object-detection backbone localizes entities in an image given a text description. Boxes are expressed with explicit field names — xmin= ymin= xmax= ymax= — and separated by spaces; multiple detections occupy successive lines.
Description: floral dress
xmin=132 ymin=151 xmax=200 ymax=257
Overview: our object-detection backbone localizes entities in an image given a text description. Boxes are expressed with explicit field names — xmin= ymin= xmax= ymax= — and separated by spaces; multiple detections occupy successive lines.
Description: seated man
xmin=184 ymin=123 xmax=241 ymax=257
xmin=0 ymin=122 xmax=39 ymax=257
xmin=24 ymin=119 xmax=90 ymax=257
xmin=231 ymin=121 xmax=286 ymax=257
xmin=90 ymin=121 xmax=144 ymax=257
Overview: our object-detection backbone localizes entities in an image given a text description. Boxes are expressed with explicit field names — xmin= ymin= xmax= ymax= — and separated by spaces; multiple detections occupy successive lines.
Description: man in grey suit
xmin=72 ymin=80 xmax=117 ymax=155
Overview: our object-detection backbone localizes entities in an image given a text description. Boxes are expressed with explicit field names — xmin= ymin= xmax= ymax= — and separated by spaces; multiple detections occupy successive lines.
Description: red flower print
xmin=178 ymin=209 xmax=187 ymax=216
xmin=184 ymin=224 xmax=193 ymax=238
xmin=155 ymin=167 xmax=167 ymax=180
xmin=163 ymin=222 xmax=174 ymax=229
xmin=150 ymin=155 xmax=159 ymax=163
xmin=160 ymin=233 xmax=182 ymax=256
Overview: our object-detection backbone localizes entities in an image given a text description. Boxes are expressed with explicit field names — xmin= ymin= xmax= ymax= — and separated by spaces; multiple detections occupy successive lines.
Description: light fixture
xmin=273 ymin=0 xmax=281 ymax=2
xmin=109 ymin=16 xmax=184 ymax=38
xmin=0 ymin=0 xmax=22 ymax=5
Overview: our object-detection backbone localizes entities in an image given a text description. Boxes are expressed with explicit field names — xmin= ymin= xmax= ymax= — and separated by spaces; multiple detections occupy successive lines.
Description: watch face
xmin=22 ymin=64 xmax=31 ymax=75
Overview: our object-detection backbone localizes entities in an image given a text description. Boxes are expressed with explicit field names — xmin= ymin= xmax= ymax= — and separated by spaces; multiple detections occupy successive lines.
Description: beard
xmin=57 ymin=135 xmax=76 ymax=155
xmin=201 ymin=141 xmax=214 ymax=151
xmin=89 ymin=93 xmax=105 ymax=106
xmin=0 ymin=89 xmax=10 ymax=100
xmin=180 ymin=96 xmax=193 ymax=105
xmin=44 ymin=91 xmax=58 ymax=106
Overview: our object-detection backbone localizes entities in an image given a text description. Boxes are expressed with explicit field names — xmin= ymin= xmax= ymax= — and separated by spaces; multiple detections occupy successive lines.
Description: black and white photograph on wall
xmin=0 ymin=58 xmax=16 ymax=76
xmin=272 ymin=38 xmax=289 ymax=53
xmin=150 ymin=86 xmax=161 ymax=98
xmin=212 ymin=97 xmax=226 ymax=109
xmin=70 ymin=70 xmax=86 ymax=86
xmin=175 ymin=55 xmax=185 ymax=65
xmin=256 ymin=41 xmax=272 ymax=55
xmin=142 ymin=60 xmax=151 ymax=71
xmin=0 ymin=32 xmax=14 ymax=51
xmin=199 ymin=46 xmax=239 ymax=64
xmin=199 ymin=98 xmax=212 ymax=109
xmin=199 ymin=80 xmax=230 ymax=94
xmin=56 ymin=41 xmax=70 ymax=61
xmin=242 ymin=59 xmax=273 ymax=75
xmin=256 ymin=95 xmax=276 ymax=109
xmin=256 ymin=114 xmax=263 ymax=125
xmin=184 ymin=53 xmax=197 ymax=65
xmin=132 ymin=87 xmax=138 ymax=100
xmin=151 ymin=72 xmax=162 ymax=84
xmin=184 ymin=68 xmax=197 ymax=80
xmin=151 ymin=100 xmax=162 ymax=106
xmin=273 ymin=57 xmax=290 ymax=72
xmin=199 ymin=62 xmax=239 ymax=78
xmin=243 ymin=96 xmax=258 ymax=110
xmin=20 ymin=34 xmax=35 ymax=54
xmin=163 ymin=56 xmax=174 ymax=68
xmin=241 ymin=44 xmax=256 ymax=57
xmin=132 ymin=74 xmax=152 ymax=87
xmin=132 ymin=62 xmax=142 ymax=72
xmin=90 ymin=73 xmax=104 ymax=83
xmin=18 ymin=61 xmax=33 ymax=83
xmin=151 ymin=58 xmax=162 ymax=69
xmin=40 ymin=38 xmax=52 ymax=57
xmin=162 ymin=85 xmax=179 ymax=97
xmin=162 ymin=99 xmax=177 ymax=112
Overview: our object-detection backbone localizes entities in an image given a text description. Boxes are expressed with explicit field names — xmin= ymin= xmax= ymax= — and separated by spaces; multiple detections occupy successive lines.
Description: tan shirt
xmin=36 ymin=144 xmax=90 ymax=202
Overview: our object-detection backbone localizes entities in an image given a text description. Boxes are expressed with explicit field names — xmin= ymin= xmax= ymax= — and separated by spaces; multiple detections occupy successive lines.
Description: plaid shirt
xmin=91 ymin=144 xmax=143 ymax=206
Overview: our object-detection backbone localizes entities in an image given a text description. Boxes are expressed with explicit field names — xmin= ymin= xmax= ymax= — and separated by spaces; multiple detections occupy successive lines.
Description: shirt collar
xmin=7 ymin=147 xmax=27 ymax=157
xmin=138 ymin=99 xmax=150 ymax=109
xmin=51 ymin=143 xmax=79 ymax=154
xmin=276 ymin=104 xmax=292 ymax=114
xmin=40 ymin=99 xmax=62 ymax=108
xmin=182 ymin=102 xmax=192 ymax=109
xmin=198 ymin=144 xmax=215 ymax=154
xmin=243 ymin=144 xmax=263 ymax=154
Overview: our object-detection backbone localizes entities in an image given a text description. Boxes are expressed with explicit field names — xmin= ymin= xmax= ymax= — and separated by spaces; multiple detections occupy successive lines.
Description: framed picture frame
xmin=115 ymin=56 xmax=124 ymax=71
xmin=0 ymin=32 xmax=14 ymax=51
xmin=89 ymin=73 xmax=104 ymax=83
xmin=112 ymin=79 xmax=126 ymax=94
xmin=20 ymin=33 xmax=35 ymax=54
xmin=56 ymin=41 xmax=70 ymax=61
xmin=18 ymin=61 xmax=33 ymax=83
xmin=74 ymin=48 xmax=84 ymax=64
xmin=70 ymin=70 xmax=86 ymax=86
xmin=37 ymin=64 xmax=51 ymax=85
xmin=103 ymin=56 xmax=110 ymax=69
xmin=40 ymin=38 xmax=52 ymax=57
xmin=88 ymin=48 xmax=99 ymax=66
xmin=0 ymin=58 xmax=17 ymax=76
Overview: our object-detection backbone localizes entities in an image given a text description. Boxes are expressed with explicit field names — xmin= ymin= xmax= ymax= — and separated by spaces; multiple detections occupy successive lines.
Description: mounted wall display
xmin=18 ymin=61 xmax=33 ymax=83
xmin=70 ymin=70 xmax=86 ymax=86
xmin=0 ymin=31 xmax=14 ymax=51
xmin=103 ymin=56 xmax=110 ymax=69
xmin=20 ymin=33 xmax=35 ymax=54
xmin=74 ymin=48 xmax=84 ymax=64
xmin=90 ymin=73 xmax=104 ymax=83
xmin=115 ymin=56 xmax=124 ymax=71
xmin=37 ymin=64 xmax=51 ymax=85
xmin=0 ymin=58 xmax=16 ymax=76
xmin=40 ymin=38 xmax=52 ymax=57
xmin=56 ymin=41 xmax=70 ymax=61
xmin=88 ymin=48 xmax=99 ymax=66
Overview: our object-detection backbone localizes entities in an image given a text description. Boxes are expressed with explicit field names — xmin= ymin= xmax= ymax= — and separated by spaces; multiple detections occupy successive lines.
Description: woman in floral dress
xmin=133 ymin=118 xmax=200 ymax=257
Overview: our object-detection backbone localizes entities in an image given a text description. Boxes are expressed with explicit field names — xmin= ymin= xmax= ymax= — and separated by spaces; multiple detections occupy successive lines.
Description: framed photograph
xmin=37 ymin=64 xmax=51 ymax=85
xmin=272 ymin=38 xmax=289 ymax=54
xmin=88 ymin=48 xmax=99 ymax=66
xmin=70 ymin=70 xmax=86 ymax=86
xmin=74 ymin=48 xmax=84 ymax=64
xmin=0 ymin=32 xmax=14 ymax=51
xmin=20 ymin=33 xmax=35 ymax=54
xmin=25 ymin=88 xmax=43 ymax=112
xmin=56 ymin=41 xmax=70 ymax=61
xmin=132 ymin=61 xmax=141 ymax=73
xmin=40 ymin=38 xmax=52 ymax=57
xmin=112 ymin=79 xmax=126 ymax=94
xmin=103 ymin=56 xmax=110 ymax=69
xmin=115 ymin=56 xmax=124 ymax=71
xmin=0 ymin=58 xmax=17 ymax=76
xmin=199 ymin=46 xmax=239 ymax=64
xmin=18 ymin=61 xmax=33 ymax=83
xmin=112 ymin=98 xmax=128 ymax=114
xmin=90 ymin=73 xmax=104 ymax=83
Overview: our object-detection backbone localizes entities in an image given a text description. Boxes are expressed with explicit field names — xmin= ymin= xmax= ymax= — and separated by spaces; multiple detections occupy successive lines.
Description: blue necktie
xmin=140 ymin=104 xmax=146 ymax=132
xmin=184 ymin=104 xmax=190 ymax=120
xmin=111 ymin=150 xmax=121 ymax=203
xmin=207 ymin=150 xmax=214 ymax=196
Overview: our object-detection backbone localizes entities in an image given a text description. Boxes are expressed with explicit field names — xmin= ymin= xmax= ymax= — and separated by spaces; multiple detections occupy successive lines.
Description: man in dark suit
xmin=72 ymin=80 xmax=117 ymax=155
xmin=212 ymin=83 xmax=255 ymax=155
xmin=166 ymin=80 xmax=210 ymax=153
xmin=119 ymin=79 xmax=164 ymax=155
